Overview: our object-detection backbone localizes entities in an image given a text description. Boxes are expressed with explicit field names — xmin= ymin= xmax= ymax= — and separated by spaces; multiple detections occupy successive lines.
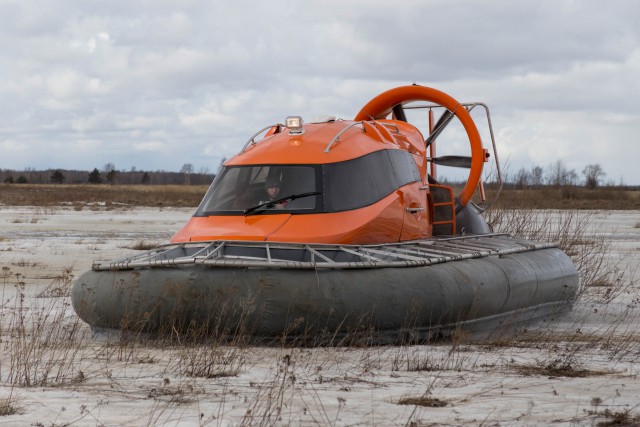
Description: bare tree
xmin=582 ymin=164 xmax=606 ymax=189
xmin=100 ymin=163 xmax=117 ymax=184
xmin=530 ymin=166 xmax=544 ymax=186
xmin=546 ymin=160 xmax=577 ymax=187
xmin=514 ymin=167 xmax=530 ymax=189
xmin=180 ymin=163 xmax=194 ymax=185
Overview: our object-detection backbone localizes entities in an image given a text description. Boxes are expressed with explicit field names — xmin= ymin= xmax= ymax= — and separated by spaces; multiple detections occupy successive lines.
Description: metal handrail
xmin=466 ymin=102 xmax=503 ymax=207
xmin=241 ymin=124 xmax=281 ymax=152
xmin=404 ymin=101 xmax=503 ymax=209
xmin=324 ymin=121 xmax=363 ymax=152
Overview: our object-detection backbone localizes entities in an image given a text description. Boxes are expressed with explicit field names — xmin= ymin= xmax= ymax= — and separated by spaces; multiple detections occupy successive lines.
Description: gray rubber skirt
xmin=72 ymin=247 xmax=578 ymax=342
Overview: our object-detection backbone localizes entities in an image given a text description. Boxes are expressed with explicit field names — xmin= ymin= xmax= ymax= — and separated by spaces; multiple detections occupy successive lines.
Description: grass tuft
xmin=515 ymin=363 xmax=591 ymax=378
xmin=514 ymin=356 xmax=607 ymax=378
xmin=0 ymin=399 xmax=19 ymax=416
xmin=398 ymin=396 xmax=448 ymax=408
xmin=124 ymin=240 xmax=160 ymax=251
xmin=592 ymin=409 xmax=640 ymax=427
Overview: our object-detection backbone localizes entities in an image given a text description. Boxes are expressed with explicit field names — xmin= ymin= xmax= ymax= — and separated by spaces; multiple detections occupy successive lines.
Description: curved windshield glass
xmin=195 ymin=165 xmax=321 ymax=215
xmin=195 ymin=150 xmax=421 ymax=216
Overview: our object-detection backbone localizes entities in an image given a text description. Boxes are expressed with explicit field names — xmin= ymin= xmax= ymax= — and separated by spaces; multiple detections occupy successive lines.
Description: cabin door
xmin=399 ymin=182 xmax=428 ymax=240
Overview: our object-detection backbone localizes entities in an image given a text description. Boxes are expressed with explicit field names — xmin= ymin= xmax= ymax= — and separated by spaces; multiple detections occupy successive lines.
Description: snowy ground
xmin=1 ymin=206 xmax=639 ymax=426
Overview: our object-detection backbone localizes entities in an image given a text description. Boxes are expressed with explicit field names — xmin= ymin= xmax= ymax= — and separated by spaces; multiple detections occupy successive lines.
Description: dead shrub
xmin=1 ymin=274 xmax=88 ymax=387
xmin=485 ymin=207 xmax=624 ymax=301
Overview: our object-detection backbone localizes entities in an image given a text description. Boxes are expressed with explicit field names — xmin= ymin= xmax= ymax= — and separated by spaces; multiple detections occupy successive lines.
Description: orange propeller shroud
xmin=354 ymin=85 xmax=484 ymax=208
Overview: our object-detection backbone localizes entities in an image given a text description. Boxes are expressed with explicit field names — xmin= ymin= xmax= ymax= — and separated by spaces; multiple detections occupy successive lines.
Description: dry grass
xmin=485 ymin=186 xmax=640 ymax=210
xmin=1 ymin=277 xmax=88 ymax=387
xmin=0 ymin=184 xmax=207 ymax=207
xmin=35 ymin=266 xmax=74 ymax=298
xmin=484 ymin=207 xmax=626 ymax=301
xmin=513 ymin=358 xmax=607 ymax=378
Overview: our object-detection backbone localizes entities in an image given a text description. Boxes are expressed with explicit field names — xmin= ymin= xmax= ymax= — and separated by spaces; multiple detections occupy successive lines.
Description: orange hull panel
xmin=171 ymin=191 xmax=430 ymax=245
xmin=171 ymin=214 xmax=291 ymax=242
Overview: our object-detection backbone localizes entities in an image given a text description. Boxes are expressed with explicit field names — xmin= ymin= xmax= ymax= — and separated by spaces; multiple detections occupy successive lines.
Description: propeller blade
xmin=425 ymin=110 xmax=454 ymax=147
xmin=392 ymin=104 xmax=407 ymax=122
xmin=430 ymin=155 xmax=472 ymax=168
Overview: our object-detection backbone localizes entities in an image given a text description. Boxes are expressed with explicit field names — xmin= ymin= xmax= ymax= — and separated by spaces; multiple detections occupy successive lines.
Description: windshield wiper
xmin=243 ymin=192 xmax=321 ymax=216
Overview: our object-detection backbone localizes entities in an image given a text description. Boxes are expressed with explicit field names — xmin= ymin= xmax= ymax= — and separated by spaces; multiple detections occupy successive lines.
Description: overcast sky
xmin=1 ymin=0 xmax=639 ymax=184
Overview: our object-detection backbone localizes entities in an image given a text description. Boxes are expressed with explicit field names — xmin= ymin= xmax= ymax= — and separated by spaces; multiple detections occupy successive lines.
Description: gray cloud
xmin=1 ymin=0 xmax=639 ymax=183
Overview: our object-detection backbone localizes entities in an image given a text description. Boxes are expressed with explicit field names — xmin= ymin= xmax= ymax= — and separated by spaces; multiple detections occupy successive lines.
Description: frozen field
xmin=1 ymin=206 xmax=639 ymax=426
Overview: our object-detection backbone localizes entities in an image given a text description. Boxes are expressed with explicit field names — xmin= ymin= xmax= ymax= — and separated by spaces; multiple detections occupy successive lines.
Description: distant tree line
xmin=0 ymin=161 xmax=627 ymax=190
xmin=1 ymin=163 xmax=214 ymax=185
xmin=506 ymin=160 xmax=611 ymax=189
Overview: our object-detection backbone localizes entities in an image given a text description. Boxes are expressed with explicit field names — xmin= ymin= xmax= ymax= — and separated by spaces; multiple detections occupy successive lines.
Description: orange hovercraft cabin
xmin=72 ymin=85 xmax=578 ymax=342
xmin=171 ymin=85 xmax=488 ymax=244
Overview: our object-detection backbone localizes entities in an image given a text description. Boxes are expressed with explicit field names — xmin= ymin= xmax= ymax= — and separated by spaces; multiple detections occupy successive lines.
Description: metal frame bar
xmin=92 ymin=234 xmax=557 ymax=272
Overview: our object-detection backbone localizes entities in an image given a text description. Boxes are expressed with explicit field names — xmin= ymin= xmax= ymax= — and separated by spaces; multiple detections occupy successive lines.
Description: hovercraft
xmin=72 ymin=85 xmax=578 ymax=342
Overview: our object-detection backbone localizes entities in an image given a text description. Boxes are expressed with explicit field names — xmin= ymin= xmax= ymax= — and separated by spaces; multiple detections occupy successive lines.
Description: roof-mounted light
xmin=285 ymin=116 xmax=304 ymax=135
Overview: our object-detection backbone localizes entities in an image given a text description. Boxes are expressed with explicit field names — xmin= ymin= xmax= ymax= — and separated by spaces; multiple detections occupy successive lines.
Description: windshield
xmin=195 ymin=165 xmax=321 ymax=215
xmin=194 ymin=150 xmax=421 ymax=216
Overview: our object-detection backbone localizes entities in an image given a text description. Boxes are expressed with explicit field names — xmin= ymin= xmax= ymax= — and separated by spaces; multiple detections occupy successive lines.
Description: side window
xmin=279 ymin=166 xmax=318 ymax=209
xmin=389 ymin=150 xmax=421 ymax=186
xmin=324 ymin=150 xmax=401 ymax=212
xmin=196 ymin=167 xmax=239 ymax=212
